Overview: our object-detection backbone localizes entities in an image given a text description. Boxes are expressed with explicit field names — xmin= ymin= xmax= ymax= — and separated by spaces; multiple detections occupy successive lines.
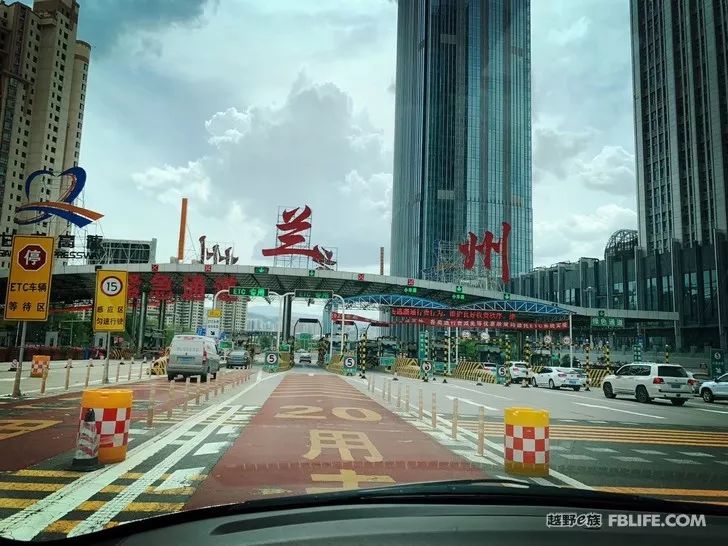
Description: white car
xmin=699 ymin=373 xmax=728 ymax=403
xmin=534 ymin=367 xmax=586 ymax=391
xmin=480 ymin=362 xmax=497 ymax=376
xmin=602 ymin=363 xmax=693 ymax=406
xmin=507 ymin=361 xmax=532 ymax=384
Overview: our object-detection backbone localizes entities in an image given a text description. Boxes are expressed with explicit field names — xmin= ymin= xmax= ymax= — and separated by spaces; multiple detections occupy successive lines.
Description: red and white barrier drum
xmin=504 ymin=407 xmax=549 ymax=477
xmin=79 ymin=389 xmax=132 ymax=464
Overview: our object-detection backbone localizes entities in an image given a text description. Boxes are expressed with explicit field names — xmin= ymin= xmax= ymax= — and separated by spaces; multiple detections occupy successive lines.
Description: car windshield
xmin=0 ymin=0 xmax=727 ymax=541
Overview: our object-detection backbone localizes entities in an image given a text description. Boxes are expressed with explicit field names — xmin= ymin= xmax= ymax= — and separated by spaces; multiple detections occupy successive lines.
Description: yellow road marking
xmin=0 ymin=482 xmax=195 ymax=495
xmin=0 ymin=420 xmax=61 ymax=441
xmin=597 ymin=487 xmax=728 ymax=497
xmin=9 ymin=470 xmax=206 ymax=481
xmin=12 ymin=470 xmax=83 ymax=478
xmin=43 ymin=520 xmax=120 ymax=534
xmin=77 ymin=501 xmax=184 ymax=512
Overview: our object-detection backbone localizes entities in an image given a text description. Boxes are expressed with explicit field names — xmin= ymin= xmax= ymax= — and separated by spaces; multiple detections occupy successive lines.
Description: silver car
xmin=167 ymin=335 xmax=221 ymax=381
xmin=227 ymin=349 xmax=250 ymax=369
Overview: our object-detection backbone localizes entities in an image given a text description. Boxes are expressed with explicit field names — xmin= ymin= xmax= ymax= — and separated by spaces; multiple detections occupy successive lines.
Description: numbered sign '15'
xmin=94 ymin=270 xmax=128 ymax=333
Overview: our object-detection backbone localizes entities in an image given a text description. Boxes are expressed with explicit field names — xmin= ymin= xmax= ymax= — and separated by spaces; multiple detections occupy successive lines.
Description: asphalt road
xmin=0 ymin=364 xmax=726 ymax=540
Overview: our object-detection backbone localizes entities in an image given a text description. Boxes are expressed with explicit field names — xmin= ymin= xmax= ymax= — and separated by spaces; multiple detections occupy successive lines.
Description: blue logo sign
xmin=15 ymin=166 xmax=103 ymax=227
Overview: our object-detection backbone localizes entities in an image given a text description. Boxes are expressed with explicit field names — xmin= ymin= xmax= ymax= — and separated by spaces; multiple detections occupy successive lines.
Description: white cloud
xmin=534 ymin=203 xmax=637 ymax=266
xmin=205 ymin=107 xmax=252 ymax=145
xmin=132 ymin=160 xmax=212 ymax=205
xmin=573 ymin=145 xmax=635 ymax=194
xmin=131 ymin=75 xmax=393 ymax=270
xmin=548 ymin=16 xmax=591 ymax=45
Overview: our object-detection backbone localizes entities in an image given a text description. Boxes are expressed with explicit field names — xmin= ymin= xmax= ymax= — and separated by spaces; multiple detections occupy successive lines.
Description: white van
xmin=167 ymin=335 xmax=221 ymax=381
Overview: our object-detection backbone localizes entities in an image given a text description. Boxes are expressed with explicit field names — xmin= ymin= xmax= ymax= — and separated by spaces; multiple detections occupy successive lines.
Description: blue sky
xmin=66 ymin=0 xmax=637 ymax=272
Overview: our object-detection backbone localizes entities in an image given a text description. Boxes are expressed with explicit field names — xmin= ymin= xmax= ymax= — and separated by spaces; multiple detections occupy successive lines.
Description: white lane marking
xmin=308 ymin=373 xmax=314 ymax=377
xmin=70 ymin=406 xmax=239 ymax=536
xmin=0 ymin=372 xmax=277 ymax=541
xmin=664 ymin=458 xmax=700 ymax=465
xmin=678 ymin=451 xmax=714 ymax=457
xmin=192 ymin=441 xmax=228 ymax=456
xmin=445 ymin=395 xmax=498 ymax=412
xmin=154 ymin=467 xmax=206 ymax=492
xmin=585 ymin=447 xmax=617 ymax=453
xmin=444 ymin=383 xmax=513 ymax=401
xmin=633 ymin=449 xmax=665 ymax=455
xmin=361 ymin=381 xmax=592 ymax=490
xmin=128 ymin=428 xmax=148 ymax=436
xmin=696 ymin=407 xmax=728 ymax=415
xmin=530 ymin=477 xmax=554 ymax=486
xmin=216 ymin=425 xmax=239 ymax=435
xmin=559 ymin=454 xmax=596 ymax=461
xmin=612 ymin=456 xmax=650 ymax=463
xmin=573 ymin=402 xmax=664 ymax=419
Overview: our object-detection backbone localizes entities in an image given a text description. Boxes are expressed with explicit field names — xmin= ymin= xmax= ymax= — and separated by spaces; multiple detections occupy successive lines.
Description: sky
xmin=63 ymin=0 xmax=637 ymax=277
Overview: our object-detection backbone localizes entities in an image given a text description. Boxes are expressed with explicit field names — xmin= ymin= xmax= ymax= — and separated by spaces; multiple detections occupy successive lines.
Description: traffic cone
xmin=71 ymin=409 xmax=101 ymax=471
xmin=8 ymin=359 xmax=18 ymax=372
xmin=392 ymin=371 xmax=399 ymax=381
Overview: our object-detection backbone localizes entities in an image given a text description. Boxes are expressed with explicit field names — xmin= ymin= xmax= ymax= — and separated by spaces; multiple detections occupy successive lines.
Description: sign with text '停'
xmin=4 ymin=235 xmax=54 ymax=321
xmin=93 ymin=270 xmax=128 ymax=332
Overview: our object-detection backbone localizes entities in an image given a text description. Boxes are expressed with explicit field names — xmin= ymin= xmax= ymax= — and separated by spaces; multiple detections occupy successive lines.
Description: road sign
xmin=265 ymin=352 xmax=279 ymax=365
xmin=543 ymin=335 xmax=552 ymax=345
xmin=208 ymin=309 xmax=221 ymax=318
xmin=254 ymin=266 xmax=269 ymax=274
xmin=196 ymin=327 xmax=206 ymax=336
xmin=308 ymin=270 xmax=316 ymax=277
xmin=480 ymin=332 xmax=490 ymax=341
xmin=93 ymin=270 xmax=128 ymax=332
xmin=343 ymin=356 xmax=356 ymax=368
xmin=229 ymin=286 xmax=269 ymax=297
xmin=294 ymin=289 xmax=333 ymax=299
xmin=421 ymin=361 xmax=432 ymax=373
xmin=503 ymin=292 xmax=511 ymax=300
xmin=562 ymin=336 xmax=571 ymax=346
xmin=711 ymin=349 xmax=725 ymax=377
xmin=4 ymin=235 xmax=54 ymax=321
xmin=219 ymin=340 xmax=232 ymax=350
xmin=403 ymin=286 xmax=418 ymax=294
xmin=590 ymin=316 xmax=625 ymax=328
xmin=598 ymin=309 xmax=606 ymax=317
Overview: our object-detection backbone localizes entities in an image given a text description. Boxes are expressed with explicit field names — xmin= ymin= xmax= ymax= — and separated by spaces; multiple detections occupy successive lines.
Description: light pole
xmin=586 ymin=286 xmax=594 ymax=348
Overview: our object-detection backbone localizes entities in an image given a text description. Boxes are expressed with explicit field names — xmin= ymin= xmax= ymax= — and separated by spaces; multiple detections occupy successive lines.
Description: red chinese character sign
xmin=214 ymin=275 xmax=238 ymax=303
xmin=182 ymin=274 xmax=206 ymax=301
xmin=459 ymin=222 xmax=511 ymax=284
xmin=127 ymin=274 xmax=141 ymax=301
xmin=149 ymin=273 xmax=173 ymax=302
xmin=261 ymin=205 xmax=338 ymax=270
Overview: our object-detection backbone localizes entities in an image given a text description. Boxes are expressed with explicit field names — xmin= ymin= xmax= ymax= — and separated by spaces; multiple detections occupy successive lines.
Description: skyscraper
xmin=0 ymin=0 xmax=90 ymax=268
xmin=390 ymin=0 xmax=532 ymax=285
xmin=631 ymin=0 xmax=728 ymax=252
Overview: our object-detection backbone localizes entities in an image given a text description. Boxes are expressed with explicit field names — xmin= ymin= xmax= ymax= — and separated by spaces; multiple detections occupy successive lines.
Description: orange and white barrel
xmin=504 ymin=407 xmax=549 ymax=477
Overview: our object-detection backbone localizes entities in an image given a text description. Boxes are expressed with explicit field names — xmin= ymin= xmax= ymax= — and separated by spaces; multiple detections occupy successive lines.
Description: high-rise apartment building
xmin=0 ymin=0 xmax=90 ymax=268
xmin=164 ymin=299 xmax=205 ymax=333
xmin=217 ymin=297 xmax=248 ymax=335
xmin=631 ymin=0 xmax=728 ymax=252
xmin=391 ymin=0 xmax=532 ymax=284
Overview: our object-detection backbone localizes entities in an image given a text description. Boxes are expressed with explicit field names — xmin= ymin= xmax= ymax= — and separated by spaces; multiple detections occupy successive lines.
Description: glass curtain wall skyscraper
xmin=391 ymin=0 xmax=532 ymax=283
xmin=631 ymin=0 xmax=728 ymax=252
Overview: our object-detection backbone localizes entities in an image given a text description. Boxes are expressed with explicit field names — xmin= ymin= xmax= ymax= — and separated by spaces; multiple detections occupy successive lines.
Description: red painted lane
xmin=186 ymin=374 xmax=486 ymax=508
xmin=0 ymin=373 xmax=252 ymax=471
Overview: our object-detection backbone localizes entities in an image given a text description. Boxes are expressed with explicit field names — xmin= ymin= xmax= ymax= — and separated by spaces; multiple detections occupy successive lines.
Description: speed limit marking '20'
xmin=266 ymin=352 xmax=279 ymax=365
xmin=344 ymin=357 xmax=356 ymax=368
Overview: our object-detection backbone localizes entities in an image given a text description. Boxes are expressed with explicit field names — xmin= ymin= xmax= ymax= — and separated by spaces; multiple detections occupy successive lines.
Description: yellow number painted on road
xmin=331 ymin=407 xmax=381 ymax=422
xmin=275 ymin=405 xmax=325 ymax=419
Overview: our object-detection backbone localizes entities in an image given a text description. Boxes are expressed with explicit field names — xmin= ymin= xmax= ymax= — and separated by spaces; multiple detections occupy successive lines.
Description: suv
xmin=698 ymin=373 xmax=728 ymax=403
xmin=602 ymin=363 xmax=694 ymax=406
